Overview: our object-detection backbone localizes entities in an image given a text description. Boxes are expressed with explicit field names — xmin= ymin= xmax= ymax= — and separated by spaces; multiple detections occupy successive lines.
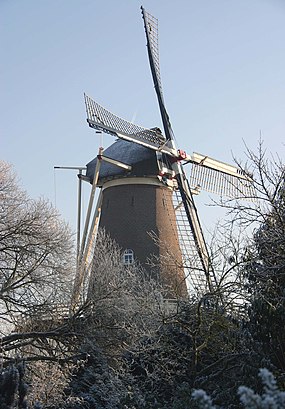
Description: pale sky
xmin=1 ymin=0 xmax=285 ymax=236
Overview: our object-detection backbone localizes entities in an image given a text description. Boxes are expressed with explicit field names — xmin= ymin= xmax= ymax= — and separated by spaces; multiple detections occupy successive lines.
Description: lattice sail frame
xmin=189 ymin=153 xmax=255 ymax=198
xmin=172 ymin=189 xmax=214 ymax=293
xmin=141 ymin=8 xmax=164 ymax=100
xmin=84 ymin=94 xmax=177 ymax=155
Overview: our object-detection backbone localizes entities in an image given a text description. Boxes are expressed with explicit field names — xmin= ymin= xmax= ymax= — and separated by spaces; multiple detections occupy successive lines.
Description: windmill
xmin=71 ymin=7 xmax=254 ymax=308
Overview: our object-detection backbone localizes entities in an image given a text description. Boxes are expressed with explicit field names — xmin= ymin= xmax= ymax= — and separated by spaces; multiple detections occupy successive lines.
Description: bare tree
xmin=0 ymin=162 xmax=191 ymax=406
xmin=0 ymin=161 xmax=78 ymax=362
xmin=218 ymin=141 xmax=285 ymax=228
xmin=195 ymin=142 xmax=285 ymax=315
xmin=81 ymin=228 xmax=169 ymax=360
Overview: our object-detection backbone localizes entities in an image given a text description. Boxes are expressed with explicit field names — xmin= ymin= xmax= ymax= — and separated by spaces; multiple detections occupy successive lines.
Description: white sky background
xmin=1 ymin=0 xmax=285 ymax=238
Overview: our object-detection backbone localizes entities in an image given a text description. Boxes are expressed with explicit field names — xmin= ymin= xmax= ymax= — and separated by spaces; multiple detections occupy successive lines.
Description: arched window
xmin=123 ymin=249 xmax=134 ymax=265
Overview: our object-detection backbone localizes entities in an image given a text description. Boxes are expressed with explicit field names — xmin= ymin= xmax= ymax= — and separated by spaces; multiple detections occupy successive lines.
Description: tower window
xmin=123 ymin=249 xmax=134 ymax=265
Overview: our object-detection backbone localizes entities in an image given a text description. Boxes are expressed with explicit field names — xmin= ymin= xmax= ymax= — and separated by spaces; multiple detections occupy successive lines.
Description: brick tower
xmin=86 ymin=139 xmax=187 ymax=298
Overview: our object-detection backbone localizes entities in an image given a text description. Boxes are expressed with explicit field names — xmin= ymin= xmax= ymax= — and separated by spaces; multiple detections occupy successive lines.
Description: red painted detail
xmin=169 ymin=149 xmax=188 ymax=163
xmin=177 ymin=149 xmax=187 ymax=160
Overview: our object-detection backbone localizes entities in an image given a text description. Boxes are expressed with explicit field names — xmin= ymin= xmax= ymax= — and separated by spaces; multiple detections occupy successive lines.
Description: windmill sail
xmin=173 ymin=188 xmax=215 ymax=293
xmin=84 ymin=94 xmax=177 ymax=157
xmin=140 ymin=9 xmax=163 ymax=99
xmin=141 ymin=7 xmax=212 ymax=287
xmin=141 ymin=7 xmax=174 ymax=141
xmin=189 ymin=152 xmax=255 ymax=198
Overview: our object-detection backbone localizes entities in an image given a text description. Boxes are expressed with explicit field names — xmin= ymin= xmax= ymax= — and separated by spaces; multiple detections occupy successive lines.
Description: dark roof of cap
xmin=86 ymin=139 xmax=159 ymax=184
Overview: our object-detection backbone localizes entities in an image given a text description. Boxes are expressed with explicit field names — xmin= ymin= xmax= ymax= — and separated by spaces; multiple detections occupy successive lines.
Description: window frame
xmin=123 ymin=248 xmax=134 ymax=265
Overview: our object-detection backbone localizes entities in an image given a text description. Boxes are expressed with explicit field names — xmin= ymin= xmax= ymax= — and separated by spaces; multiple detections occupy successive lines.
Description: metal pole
xmin=54 ymin=165 xmax=86 ymax=270
xmin=77 ymin=169 xmax=83 ymax=269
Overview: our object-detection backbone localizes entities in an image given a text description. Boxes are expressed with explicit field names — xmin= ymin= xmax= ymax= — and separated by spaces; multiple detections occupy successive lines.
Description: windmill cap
xmin=86 ymin=139 xmax=159 ymax=185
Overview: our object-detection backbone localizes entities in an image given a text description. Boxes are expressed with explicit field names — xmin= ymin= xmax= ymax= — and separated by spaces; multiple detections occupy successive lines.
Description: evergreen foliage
xmin=63 ymin=343 xmax=124 ymax=409
xmin=0 ymin=364 xmax=29 ymax=409
xmin=245 ymin=183 xmax=285 ymax=372
xmin=192 ymin=369 xmax=285 ymax=409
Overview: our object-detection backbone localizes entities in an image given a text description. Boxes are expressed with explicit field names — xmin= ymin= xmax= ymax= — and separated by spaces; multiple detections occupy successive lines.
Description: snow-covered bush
xmin=191 ymin=389 xmax=216 ymax=409
xmin=192 ymin=368 xmax=285 ymax=409
xmin=238 ymin=368 xmax=285 ymax=409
